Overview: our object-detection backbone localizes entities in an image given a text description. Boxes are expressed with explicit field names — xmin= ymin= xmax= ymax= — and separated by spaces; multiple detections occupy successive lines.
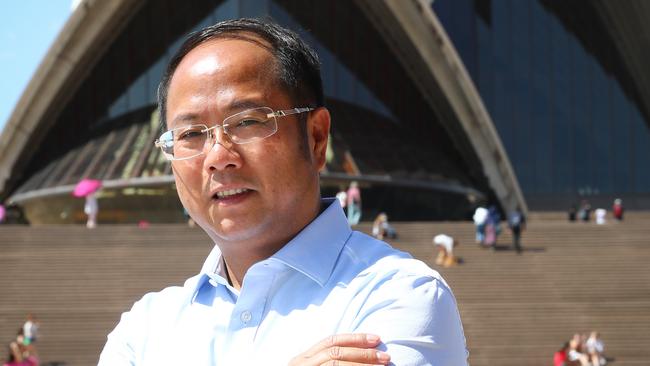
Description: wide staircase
xmin=1 ymin=213 xmax=649 ymax=365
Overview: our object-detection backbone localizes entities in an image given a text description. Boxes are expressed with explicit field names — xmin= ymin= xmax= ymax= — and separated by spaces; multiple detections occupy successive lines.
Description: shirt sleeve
xmin=97 ymin=299 xmax=145 ymax=366
xmin=350 ymin=273 xmax=469 ymax=366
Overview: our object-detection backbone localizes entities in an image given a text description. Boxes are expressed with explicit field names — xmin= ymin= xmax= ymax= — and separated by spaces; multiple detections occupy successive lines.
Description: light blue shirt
xmin=98 ymin=199 xmax=468 ymax=365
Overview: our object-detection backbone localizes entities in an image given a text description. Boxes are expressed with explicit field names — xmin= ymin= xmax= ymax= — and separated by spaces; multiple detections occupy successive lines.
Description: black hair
xmin=157 ymin=18 xmax=324 ymax=127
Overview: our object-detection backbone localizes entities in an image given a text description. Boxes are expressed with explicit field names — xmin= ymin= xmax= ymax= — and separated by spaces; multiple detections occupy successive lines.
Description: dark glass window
xmin=511 ymin=0 xmax=533 ymax=192
xmin=633 ymin=109 xmax=650 ymax=192
xmin=550 ymin=14 xmax=572 ymax=194
xmin=436 ymin=0 xmax=650 ymax=204
xmin=490 ymin=0 xmax=513 ymax=152
xmin=241 ymin=0 xmax=269 ymax=17
xmin=591 ymin=61 xmax=612 ymax=193
xmin=531 ymin=0 xmax=552 ymax=193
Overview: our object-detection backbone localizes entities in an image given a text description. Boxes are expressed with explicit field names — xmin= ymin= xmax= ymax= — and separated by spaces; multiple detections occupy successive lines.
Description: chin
xmin=204 ymin=217 xmax=266 ymax=243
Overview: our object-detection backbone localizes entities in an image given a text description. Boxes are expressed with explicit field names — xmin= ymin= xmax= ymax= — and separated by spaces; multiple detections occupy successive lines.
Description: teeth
xmin=215 ymin=188 xmax=248 ymax=198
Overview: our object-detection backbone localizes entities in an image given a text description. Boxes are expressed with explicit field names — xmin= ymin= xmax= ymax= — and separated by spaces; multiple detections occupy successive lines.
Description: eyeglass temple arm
xmin=268 ymin=107 xmax=315 ymax=118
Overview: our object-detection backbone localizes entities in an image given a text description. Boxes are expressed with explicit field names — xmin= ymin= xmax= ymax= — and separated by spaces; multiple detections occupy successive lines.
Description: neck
xmin=221 ymin=245 xmax=278 ymax=290
xmin=215 ymin=198 xmax=325 ymax=290
xmin=223 ymin=259 xmax=241 ymax=290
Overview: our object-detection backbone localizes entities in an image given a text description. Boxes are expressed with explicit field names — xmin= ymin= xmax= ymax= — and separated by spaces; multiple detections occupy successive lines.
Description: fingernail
xmin=377 ymin=351 xmax=391 ymax=362
xmin=366 ymin=334 xmax=380 ymax=342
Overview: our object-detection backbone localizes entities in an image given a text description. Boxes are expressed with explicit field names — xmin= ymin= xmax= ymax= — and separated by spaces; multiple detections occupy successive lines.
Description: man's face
xmin=166 ymin=37 xmax=329 ymax=252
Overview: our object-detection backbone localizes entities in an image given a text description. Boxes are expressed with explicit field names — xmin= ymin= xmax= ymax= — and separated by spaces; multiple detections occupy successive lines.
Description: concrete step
xmin=1 ymin=218 xmax=649 ymax=366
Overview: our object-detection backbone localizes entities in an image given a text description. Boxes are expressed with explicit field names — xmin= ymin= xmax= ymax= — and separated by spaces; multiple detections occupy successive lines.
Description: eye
xmin=177 ymin=127 xmax=205 ymax=140
xmin=233 ymin=118 xmax=265 ymax=128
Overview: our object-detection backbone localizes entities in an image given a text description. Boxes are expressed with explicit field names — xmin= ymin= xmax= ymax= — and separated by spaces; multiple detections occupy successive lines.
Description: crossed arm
xmin=291 ymin=275 xmax=468 ymax=366
xmin=289 ymin=333 xmax=391 ymax=366
xmin=100 ymin=271 xmax=467 ymax=365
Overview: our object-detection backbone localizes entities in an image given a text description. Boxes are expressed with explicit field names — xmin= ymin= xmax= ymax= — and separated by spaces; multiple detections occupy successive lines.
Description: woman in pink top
xmin=346 ymin=181 xmax=362 ymax=225
xmin=4 ymin=342 xmax=39 ymax=366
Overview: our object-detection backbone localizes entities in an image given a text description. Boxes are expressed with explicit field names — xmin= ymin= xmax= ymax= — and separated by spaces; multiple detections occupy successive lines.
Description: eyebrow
xmin=170 ymin=113 xmax=201 ymax=127
xmin=226 ymin=99 xmax=265 ymax=113
xmin=169 ymin=99 xmax=267 ymax=127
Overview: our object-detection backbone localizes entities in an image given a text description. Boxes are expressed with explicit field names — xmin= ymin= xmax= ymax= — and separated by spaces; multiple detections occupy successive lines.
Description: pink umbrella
xmin=0 ymin=204 xmax=5 ymax=222
xmin=73 ymin=179 xmax=102 ymax=197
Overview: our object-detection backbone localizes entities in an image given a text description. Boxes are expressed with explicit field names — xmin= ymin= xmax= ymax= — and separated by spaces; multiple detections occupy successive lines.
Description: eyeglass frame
xmin=154 ymin=106 xmax=315 ymax=161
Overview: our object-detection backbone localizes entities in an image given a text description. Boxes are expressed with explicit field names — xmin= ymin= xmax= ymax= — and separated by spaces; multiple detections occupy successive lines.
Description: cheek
xmin=245 ymin=147 xmax=287 ymax=195
xmin=173 ymin=162 xmax=205 ymax=202
xmin=264 ymin=150 xmax=313 ymax=195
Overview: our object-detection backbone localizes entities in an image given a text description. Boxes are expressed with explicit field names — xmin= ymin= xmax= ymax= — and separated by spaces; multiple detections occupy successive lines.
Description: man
xmin=22 ymin=313 xmax=39 ymax=345
xmin=99 ymin=18 xmax=467 ymax=365
xmin=507 ymin=207 xmax=526 ymax=254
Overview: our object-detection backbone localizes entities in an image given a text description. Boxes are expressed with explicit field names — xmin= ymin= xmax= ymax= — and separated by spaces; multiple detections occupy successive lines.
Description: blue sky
xmin=0 ymin=1 xmax=71 ymax=134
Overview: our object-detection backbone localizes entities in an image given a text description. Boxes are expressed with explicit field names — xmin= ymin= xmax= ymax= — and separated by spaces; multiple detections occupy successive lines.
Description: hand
xmin=289 ymin=333 xmax=391 ymax=366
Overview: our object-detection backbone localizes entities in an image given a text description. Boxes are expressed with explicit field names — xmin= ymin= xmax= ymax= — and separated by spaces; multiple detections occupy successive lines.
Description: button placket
xmin=228 ymin=262 xmax=276 ymax=330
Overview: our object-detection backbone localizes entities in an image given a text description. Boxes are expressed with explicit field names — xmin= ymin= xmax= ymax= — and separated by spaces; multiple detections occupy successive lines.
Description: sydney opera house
xmin=1 ymin=0 xmax=649 ymax=224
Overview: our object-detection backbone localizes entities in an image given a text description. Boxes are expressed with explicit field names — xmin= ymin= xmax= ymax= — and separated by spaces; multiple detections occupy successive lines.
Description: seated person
xmin=4 ymin=341 xmax=39 ymax=366
xmin=433 ymin=234 xmax=459 ymax=267
xmin=371 ymin=212 xmax=397 ymax=240
xmin=554 ymin=342 xmax=569 ymax=366
xmin=567 ymin=334 xmax=590 ymax=366
xmin=586 ymin=331 xmax=606 ymax=366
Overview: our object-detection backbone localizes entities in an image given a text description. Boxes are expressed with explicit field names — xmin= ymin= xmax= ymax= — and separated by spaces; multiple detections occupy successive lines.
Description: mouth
xmin=212 ymin=188 xmax=252 ymax=200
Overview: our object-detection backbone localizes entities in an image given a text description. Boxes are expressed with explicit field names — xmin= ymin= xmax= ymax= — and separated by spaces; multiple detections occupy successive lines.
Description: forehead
xmin=173 ymin=36 xmax=277 ymax=88
xmin=166 ymin=36 xmax=288 ymax=125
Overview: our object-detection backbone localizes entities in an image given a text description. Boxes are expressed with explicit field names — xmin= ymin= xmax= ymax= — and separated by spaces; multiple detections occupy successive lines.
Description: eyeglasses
xmin=155 ymin=106 xmax=314 ymax=161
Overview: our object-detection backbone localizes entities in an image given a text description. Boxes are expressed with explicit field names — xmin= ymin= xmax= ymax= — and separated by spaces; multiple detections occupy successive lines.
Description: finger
xmin=321 ymin=362 xmax=388 ymax=366
xmin=310 ymin=346 xmax=391 ymax=366
xmin=302 ymin=334 xmax=382 ymax=357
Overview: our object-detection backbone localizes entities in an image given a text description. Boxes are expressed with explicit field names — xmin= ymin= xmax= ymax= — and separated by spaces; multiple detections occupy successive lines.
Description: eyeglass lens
xmin=159 ymin=107 xmax=277 ymax=160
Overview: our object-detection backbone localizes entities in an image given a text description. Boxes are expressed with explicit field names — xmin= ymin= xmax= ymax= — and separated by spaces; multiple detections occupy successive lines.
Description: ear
xmin=307 ymin=107 xmax=331 ymax=171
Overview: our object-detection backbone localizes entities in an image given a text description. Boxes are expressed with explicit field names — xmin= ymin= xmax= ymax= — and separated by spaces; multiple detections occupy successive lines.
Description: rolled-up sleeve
xmin=351 ymin=273 xmax=469 ymax=366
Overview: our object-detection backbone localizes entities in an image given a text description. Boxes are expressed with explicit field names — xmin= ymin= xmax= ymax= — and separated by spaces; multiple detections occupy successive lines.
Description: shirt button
xmin=240 ymin=310 xmax=252 ymax=323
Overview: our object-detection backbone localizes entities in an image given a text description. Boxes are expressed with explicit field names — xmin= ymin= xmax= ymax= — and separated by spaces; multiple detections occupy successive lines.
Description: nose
xmin=203 ymin=127 xmax=242 ymax=172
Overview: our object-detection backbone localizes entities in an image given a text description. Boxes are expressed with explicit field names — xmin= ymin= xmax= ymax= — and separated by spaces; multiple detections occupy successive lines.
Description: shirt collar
xmin=187 ymin=244 xmax=228 ymax=303
xmin=269 ymin=198 xmax=351 ymax=287
xmin=189 ymin=198 xmax=351 ymax=299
